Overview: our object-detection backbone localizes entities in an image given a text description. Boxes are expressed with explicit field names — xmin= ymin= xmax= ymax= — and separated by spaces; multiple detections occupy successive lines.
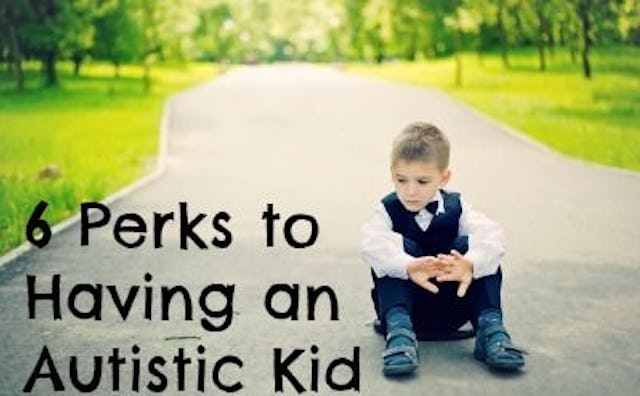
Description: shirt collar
xmin=415 ymin=189 xmax=445 ymax=217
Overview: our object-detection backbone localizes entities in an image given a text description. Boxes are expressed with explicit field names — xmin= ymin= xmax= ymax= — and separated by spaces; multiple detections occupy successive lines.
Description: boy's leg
xmin=411 ymin=280 xmax=470 ymax=334
xmin=369 ymin=237 xmax=424 ymax=376
xmin=370 ymin=236 xmax=425 ymax=329
xmin=465 ymin=268 xmax=503 ymax=328
xmin=372 ymin=275 xmax=420 ymax=376
xmin=371 ymin=236 xmax=471 ymax=336
xmin=447 ymin=237 xmax=524 ymax=367
xmin=441 ymin=235 xmax=504 ymax=329
xmin=372 ymin=275 xmax=415 ymax=323
xmin=412 ymin=236 xmax=473 ymax=334
xmin=462 ymin=265 xmax=526 ymax=369
xmin=448 ymin=235 xmax=505 ymax=325
xmin=468 ymin=269 xmax=526 ymax=369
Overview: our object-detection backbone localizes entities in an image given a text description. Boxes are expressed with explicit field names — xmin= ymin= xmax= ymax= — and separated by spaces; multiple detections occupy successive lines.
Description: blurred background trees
xmin=1 ymin=0 xmax=638 ymax=89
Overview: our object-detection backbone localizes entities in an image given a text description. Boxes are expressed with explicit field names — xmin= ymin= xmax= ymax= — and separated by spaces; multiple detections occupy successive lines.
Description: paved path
xmin=2 ymin=64 xmax=640 ymax=395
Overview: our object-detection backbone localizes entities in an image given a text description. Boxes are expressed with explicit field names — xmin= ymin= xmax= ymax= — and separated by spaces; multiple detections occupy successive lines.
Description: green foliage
xmin=93 ymin=0 xmax=142 ymax=69
xmin=349 ymin=45 xmax=640 ymax=171
xmin=2 ymin=0 xmax=638 ymax=81
xmin=0 ymin=61 xmax=219 ymax=254
xmin=58 ymin=0 xmax=99 ymax=59
xmin=18 ymin=1 xmax=64 ymax=55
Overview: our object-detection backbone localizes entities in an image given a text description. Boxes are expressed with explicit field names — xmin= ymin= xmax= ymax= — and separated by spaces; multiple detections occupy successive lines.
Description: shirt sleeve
xmin=360 ymin=202 xmax=415 ymax=280
xmin=458 ymin=198 xmax=506 ymax=279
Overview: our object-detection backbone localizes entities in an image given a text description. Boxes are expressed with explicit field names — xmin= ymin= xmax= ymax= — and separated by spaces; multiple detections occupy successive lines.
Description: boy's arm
xmin=360 ymin=202 xmax=414 ymax=280
xmin=458 ymin=199 xmax=506 ymax=279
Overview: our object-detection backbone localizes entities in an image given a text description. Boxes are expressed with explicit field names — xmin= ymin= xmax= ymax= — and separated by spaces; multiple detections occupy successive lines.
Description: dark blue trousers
xmin=371 ymin=236 xmax=503 ymax=334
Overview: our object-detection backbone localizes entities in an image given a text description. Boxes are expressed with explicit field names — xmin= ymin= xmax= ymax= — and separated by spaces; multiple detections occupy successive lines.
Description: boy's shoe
xmin=474 ymin=321 xmax=526 ymax=370
xmin=382 ymin=307 xmax=419 ymax=376
xmin=382 ymin=327 xmax=419 ymax=376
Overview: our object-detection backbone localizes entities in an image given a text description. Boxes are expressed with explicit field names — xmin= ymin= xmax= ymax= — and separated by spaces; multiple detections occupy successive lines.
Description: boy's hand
xmin=407 ymin=256 xmax=445 ymax=294
xmin=436 ymin=250 xmax=474 ymax=297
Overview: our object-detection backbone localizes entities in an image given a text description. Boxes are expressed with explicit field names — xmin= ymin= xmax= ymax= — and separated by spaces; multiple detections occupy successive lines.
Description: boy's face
xmin=391 ymin=160 xmax=451 ymax=212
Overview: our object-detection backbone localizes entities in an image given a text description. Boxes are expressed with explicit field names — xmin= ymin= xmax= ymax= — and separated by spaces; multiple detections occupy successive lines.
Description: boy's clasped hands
xmin=407 ymin=250 xmax=473 ymax=298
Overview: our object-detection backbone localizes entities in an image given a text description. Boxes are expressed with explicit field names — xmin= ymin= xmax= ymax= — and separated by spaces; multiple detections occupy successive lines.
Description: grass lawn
xmin=0 ymin=62 xmax=220 ymax=254
xmin=348 ymin=46 xmax=640 ymax=171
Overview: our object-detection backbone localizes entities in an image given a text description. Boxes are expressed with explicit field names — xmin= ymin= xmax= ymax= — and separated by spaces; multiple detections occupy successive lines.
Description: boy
xmin=361 ymin=122 xmax=525 ymax=376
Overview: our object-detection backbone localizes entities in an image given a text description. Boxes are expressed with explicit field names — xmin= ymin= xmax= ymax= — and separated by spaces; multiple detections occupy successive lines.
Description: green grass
xmin=0 ymin=61 xmax=220 ymax=254
xmin=348 ymin=45 xmax=640 ymax=171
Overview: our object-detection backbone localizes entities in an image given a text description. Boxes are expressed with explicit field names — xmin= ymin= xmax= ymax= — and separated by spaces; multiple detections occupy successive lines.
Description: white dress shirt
xmin=361 ymin=190 xmax=506 ymax=280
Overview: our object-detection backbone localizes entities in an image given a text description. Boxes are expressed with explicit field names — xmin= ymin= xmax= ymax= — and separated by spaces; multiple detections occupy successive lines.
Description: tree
xmin=445 ymin=2 xmax=480 ymax=87
xmin=93 ymin=0 xmax=141 ymax=78
xmin=555 ymin=0 xmax=581 ymax=63
xmin=193 ymin=3 xmax=233 ymax=61
xmin=619 ymin=0 xmax=640 ymax=45
xmin=22 ymin=0 xmax=67 ymax=86
xmin=139 ymin=0 xmax=156 ymax=92
xmin=532 ymin=0 xmax=552 ymax=71
xmin=344 ymin=0 xmax=368 ymax=60
xmin=60 ymin=0 xmax=100 ymax=76
xmin=576 ymin=0 xmax=593 ymax=78
xmin=362 ymin=0 xmax=393 ymax=62
xmin=387 ymin=0 xmax=421 ymax=61
xmin=496 ymin=0 xmax=513 ymax=68
xmin=461 ymin=0 xmax=498 ymax=66
xmin=0 ymin=0 xmax=28 ymax=90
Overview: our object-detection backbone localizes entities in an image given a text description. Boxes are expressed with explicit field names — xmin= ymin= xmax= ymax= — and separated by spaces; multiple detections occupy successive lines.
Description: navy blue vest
xmin=381 ymin=190 xmax=464 ymax=257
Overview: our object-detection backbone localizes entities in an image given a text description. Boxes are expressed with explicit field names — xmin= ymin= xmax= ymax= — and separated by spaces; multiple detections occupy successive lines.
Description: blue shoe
xmin=382 ymin=327 xmax=419 ymax=376
xmin=474 ymin=322 xmax=526 ymax=370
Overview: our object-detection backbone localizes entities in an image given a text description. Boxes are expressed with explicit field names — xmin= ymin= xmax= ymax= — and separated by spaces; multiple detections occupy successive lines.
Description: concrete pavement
xmin=1 ymin=64 xmax=640 ymax=395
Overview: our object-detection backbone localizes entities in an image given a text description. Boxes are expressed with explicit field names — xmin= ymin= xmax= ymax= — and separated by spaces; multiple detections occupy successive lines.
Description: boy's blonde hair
xmin=391 ymin=122 xmax=450 ymax=171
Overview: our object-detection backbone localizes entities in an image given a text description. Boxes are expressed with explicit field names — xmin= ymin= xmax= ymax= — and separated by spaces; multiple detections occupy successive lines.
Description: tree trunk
xmin=559 ymin=20 xmax=566 ymax=46
xmin=511 ymin=5 xmax=525 ymax=45
xmin=578 ymin=0 xmax=592 ymax=78
xmin=454 ymin=27 xmax=462 ymax=87
xmin=581 ymin=42 xmax=591 ymax=78
xmin=42 ymin=50 xmax=58 ymax=86
xmin=114 ymin=61 xmax=120 ymax=78
xmin=537 ymin=38 xmax=546 ymax=71
xmin=1 ymin=2 xmax=25 ymax=90
xmin=569 ymin=30 xmax=578 ymax=64
xmin=371 ymin=25 xmax=385 ymax=64
xmin=497 ymin=0 xmax=510 ymax=69
xmin=548 ymin=20 xmax=555 ymax=58
xmin=407 ymin=28 xmax=417 ymax=61
xmin=536 ymin=10 xmax=546 ymax=71
xmin=142 ymin=0 xmax=154 ymax=93
xmin=8 ymin=32 xmax=24 ymax=92
xmin=72 ymin=52 xmax=83 ymax=76
xmin=477 ymin=23 xmax=484 ymax=67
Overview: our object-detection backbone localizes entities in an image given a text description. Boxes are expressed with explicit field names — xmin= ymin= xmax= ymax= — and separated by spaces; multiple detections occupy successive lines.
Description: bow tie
xmin=425 ymin=201 xmax=438 ymax=215
xmin=411 ymin=201 xmax=439 ymax=216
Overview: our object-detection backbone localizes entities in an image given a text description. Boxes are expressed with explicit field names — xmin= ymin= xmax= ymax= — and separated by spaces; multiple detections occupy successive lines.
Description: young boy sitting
xmin=361 ymin=122 xmax=525 ymax=376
